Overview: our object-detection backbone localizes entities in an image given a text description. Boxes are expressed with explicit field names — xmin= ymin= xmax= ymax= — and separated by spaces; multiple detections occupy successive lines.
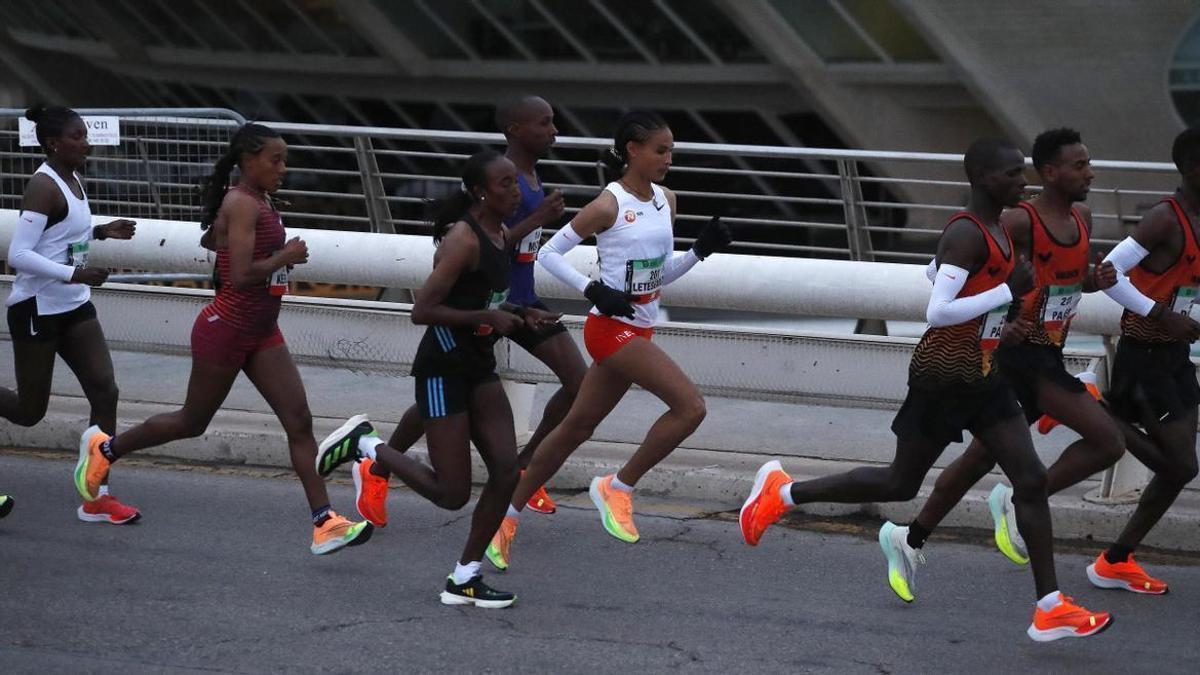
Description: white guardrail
xmin=0 ymin=210 xmax=1172 ymax=500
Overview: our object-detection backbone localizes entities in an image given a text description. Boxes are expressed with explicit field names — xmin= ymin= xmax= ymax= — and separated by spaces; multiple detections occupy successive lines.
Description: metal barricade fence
xmin=0 ymin=108 xmax=245 ymax=223
xmin=0 ymin=109 xmax=1181 ymax=264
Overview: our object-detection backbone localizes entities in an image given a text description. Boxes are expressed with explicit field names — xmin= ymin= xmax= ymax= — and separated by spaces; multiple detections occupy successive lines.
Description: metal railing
xmin=0 ymin=109 xmax=1181 ymax=264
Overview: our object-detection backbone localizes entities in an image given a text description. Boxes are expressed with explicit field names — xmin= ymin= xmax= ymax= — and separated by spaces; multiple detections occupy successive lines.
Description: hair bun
xmin=601 ymin=147 xmax=626 ymax=172
xmin=24 ymin=105 xmax=47 ymax=123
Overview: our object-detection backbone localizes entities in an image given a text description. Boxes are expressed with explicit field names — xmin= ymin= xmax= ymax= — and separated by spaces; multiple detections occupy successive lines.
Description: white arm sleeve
xmin=925 ymin=258 xmax=937 ymax=284
xmin=1101 ymin=236 xmax=1156 ymax=317
xmin=926 ymin=264 xmax=1014 ymax=327
xmin=662 ymin=250 xmax=700 ymax=286
xmin=536 ymin=223 xmax=592 ymax=293
xmin=8 ymin=211 xmax=75 ymax=282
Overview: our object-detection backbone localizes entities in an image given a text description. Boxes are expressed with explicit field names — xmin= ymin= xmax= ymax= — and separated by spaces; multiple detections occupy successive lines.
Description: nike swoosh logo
xmin=944 ymin=274 xmax=957 ymax=280
xmin=653 ymin=199 xmax=664 ymax=211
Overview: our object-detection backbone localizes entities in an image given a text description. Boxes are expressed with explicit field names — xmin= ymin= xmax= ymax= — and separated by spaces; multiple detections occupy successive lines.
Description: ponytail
xmin=427 ymin=150 xmax=504 ymax=242
xmin=198 ymin=123 xmax=281 ymax=229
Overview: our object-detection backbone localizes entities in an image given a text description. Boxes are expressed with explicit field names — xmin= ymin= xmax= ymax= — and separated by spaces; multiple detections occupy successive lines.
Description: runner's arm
xmin=1101 ymin=205 xmax=1175 ymax=317
xmin=536 ymin=192 xmax=617 ymax=294
xmin=926 ymin=218 xmax=1011 ymax=327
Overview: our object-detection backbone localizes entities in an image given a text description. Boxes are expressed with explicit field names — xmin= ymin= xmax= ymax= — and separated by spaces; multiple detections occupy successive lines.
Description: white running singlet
xmin=591 ymin=181 xmax=674 ymax=329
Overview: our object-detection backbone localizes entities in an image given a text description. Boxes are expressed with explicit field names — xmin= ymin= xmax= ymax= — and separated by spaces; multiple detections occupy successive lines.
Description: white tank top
xmin=6 ymin=163 xmax=93 ymax=314
xmin=590 ymin=181 xmax=674 ymax=328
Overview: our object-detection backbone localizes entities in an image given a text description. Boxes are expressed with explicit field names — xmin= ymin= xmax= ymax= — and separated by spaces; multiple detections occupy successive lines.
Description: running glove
xmin=692 ymin=216 xmax=732 ymax=260
xmin=585 ymin=280 xmax=636 ymax=319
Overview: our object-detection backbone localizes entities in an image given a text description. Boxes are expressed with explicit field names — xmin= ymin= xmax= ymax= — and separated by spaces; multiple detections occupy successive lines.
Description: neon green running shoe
xmin=879 ymin=521 xmax=924 ymax=602
xmin=988 ymin=483 xmax=1028 ymax=565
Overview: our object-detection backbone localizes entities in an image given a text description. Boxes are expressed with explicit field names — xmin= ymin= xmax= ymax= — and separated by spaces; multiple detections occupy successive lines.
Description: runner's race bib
xmin=625 ymin=255 xmax=665 ymax=304
xmin=1172 ymin=285 xmax=1199 ymax=318
xmin=476 ymin=289 xmax=510 ymax=336
xmin=515 ymin=228 xmax=541 ymax=263
xmin=979 ymin=303 xmax=1009 ymax=350
xmin=269 ymin=255 xmax=289 ymax=297
xmin=1042 ymin=283 xmax=1082 ymax=329
xmin=68 ymin=241 xmax=88 ymax=267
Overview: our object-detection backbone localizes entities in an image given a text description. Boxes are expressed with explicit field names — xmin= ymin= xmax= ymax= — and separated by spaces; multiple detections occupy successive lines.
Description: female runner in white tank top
xmin=484 ymin=110 xmax=732 ymax=569
xmin=2 ymin=106 xmax=137 ymax=523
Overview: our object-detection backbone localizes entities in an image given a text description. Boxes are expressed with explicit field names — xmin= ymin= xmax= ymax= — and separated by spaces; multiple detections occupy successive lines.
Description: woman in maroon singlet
xmin=73 ymin=124 xmax=374 ymax=555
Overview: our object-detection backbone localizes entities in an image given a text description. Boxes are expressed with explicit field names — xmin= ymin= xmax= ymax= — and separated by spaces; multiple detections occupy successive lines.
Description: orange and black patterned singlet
xmin=909 ymin=212 xmax=1015 ymax=389
xmin=1120 ymin=196 xmax=1200 ymax=343
xmin=1015 ymin=201 xmax=1089 ymax=347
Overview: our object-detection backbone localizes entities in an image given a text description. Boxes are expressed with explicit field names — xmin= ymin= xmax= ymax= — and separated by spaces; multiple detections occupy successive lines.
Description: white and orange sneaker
xmin=1087 ymin=553 xmax=1168 ymax=595
xmin=311 ymin=511 xmax=373 ymax=555
xmin=739 ymin=460 xmax=792 ymax=546
xmin=353 ymin=459 xmax=389 ymax=528
xmin=78 ymin=494 xmax=141 ymax=524
xmin=74 ymin=426 xmax=111 ymax=502
xmin=1027 ymin=595 xmax=1112 ymax=642
xmin=486 ymin=516 xmax=518 ymax=570
xmin=589 ymin=475 xmax=639 ymax=543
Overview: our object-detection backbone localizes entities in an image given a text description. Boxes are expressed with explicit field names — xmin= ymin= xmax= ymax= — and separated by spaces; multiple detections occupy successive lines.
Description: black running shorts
xmin=994 ymin=343 xmax=1086 ymax=423
xmin=6 ymin=297 xmax=97 ymax=343
xmin=891 ymin=380 xmax=1023 ymax=445
xmin=1107 ymin=338 xmax=1200 ymax=425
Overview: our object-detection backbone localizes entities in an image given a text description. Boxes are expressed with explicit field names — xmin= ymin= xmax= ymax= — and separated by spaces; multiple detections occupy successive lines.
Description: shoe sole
xmin=1086 ymin=563 xmax=1168 ymax=595
xmin=589 ymin=477 xmax=638 ymax=543
xmin=310 ymin=521 xmax=375 ymax=555
xmin=740 ymin=460 xmax=781 ymax=546
xmin=439 ymin=591 xmax=515 ymax=609
xmin=316 ymin=414 xmax=369 ymax=477
xmin=987 ymin=485 xmax=1028 ymax=566
xmin=0 ymin=497 xmax=13 ymax=519
xmin=1026 ymin=615 xmax=1113 ymax=642
xmin=76 ymin=505 xmax=140 ymax=525
xmin=353 ymin=462 xmax=387 ymax=528
xmin=878 ymin=522 xmax=914 ymax=603
xmin=75 ymin=427 xmax=102 ymax=502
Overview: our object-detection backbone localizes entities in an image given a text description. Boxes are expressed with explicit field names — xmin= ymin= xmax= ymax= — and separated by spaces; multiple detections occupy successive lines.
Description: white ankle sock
xmin=1036 ymin=590 xmax=1062 ymax=611
xmin=452 ymin=560 xmax=482 ymax=585
xmin=609 ymin=475 xmax=634 ymax=493
xmin=779 ymin=483 xmax=795 ymax=506
xmin=358 ymin=436 xmax=381 ymax=460
xmin=506 ymin=504 xmax=521 ymax=519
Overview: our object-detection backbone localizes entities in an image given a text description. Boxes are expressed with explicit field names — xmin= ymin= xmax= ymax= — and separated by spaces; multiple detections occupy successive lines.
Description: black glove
xmin=585 ymin=281 xmax=636 ymax=319
xmin=692 ymin=216 xmax=732 ymax=260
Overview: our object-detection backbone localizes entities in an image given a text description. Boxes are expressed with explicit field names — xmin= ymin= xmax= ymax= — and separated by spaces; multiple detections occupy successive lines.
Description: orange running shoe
xmin=77 ymin=494 xmax=141 ymax=524
xmin=74 ymin=426 xmax=111 ymax=502
xmin=589 ymin=475 xmax=639 ymax=543
xmin=739 ymin=460 xmax=792 ymax=546
xmin=1037 ymin=372 xmax=1102 ymax=434
xmin=1087 ymin=553 xmax=1168 ymax=595
xmin=525 ymin=471 xmax=556 ymax=514
xmin=1027 ymin=595 xmax=1112 ymax=642
xmin=353 ymin=459 xmax=389 ymax=528
xmin=311 ymin=511 xmax=373 ymax=555
xmin=486 ymin=516 xmax=518 ymax=570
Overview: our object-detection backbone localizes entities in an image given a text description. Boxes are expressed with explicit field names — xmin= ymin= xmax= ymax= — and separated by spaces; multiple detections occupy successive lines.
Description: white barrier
xmin=0 ymin=209 xmax=1126 ymax=333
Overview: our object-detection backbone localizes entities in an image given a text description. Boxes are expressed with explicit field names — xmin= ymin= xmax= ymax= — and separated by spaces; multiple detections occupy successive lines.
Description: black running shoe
xmin=0 ymin=495 xmax=12 ymax=519
xmin=316 ymin=414 xmax=376 ymax=477
xmin=440 ymin=575 xmax=516 ymax=609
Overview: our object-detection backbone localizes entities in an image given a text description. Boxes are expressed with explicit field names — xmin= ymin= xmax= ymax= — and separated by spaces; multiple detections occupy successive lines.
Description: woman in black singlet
xmin=315 ymin=151 xmax=559 ymax=608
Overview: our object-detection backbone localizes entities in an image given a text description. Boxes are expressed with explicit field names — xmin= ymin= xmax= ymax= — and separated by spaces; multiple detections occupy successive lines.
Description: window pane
xmin=839 ymin=0 xmax=939 ymax=62
xmin=767 ymin=0 xmax=879 ymax=63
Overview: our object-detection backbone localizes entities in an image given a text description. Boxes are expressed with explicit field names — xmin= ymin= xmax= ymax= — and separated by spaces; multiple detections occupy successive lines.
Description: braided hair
xmin=199 ymin=123 xmax=281 ymax=229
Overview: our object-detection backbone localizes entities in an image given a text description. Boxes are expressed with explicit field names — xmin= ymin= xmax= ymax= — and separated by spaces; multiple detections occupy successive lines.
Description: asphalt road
xmin=2 ymin=450 xmax=1199 ymax=673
